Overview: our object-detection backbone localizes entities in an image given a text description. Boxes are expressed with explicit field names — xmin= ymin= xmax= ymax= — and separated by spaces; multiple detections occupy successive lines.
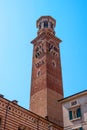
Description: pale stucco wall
xmin=62 ymin=94 xmax=87 ymax=130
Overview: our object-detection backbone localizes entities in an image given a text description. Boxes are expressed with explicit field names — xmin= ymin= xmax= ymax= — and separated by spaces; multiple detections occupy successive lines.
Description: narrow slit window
xmin=37 ymin=70 xmax=41 ymax=77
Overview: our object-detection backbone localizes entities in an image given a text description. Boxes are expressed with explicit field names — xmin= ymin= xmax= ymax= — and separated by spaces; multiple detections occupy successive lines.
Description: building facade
xmin=60 ymin=90 xmax=87 ymax=130
xmin=0 ymin=95 xmax=63 ymax=130
xmin=0 ymin=16 xmax=63 ymax=130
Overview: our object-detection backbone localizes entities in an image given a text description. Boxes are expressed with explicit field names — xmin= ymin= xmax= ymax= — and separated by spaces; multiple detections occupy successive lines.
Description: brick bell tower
xmin=30 ymin=16 xmax=64 ymax=126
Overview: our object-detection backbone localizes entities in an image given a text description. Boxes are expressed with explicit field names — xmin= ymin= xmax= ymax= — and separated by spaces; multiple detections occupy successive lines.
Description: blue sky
xmin=0 ymin=0 xmax=87 ymax=109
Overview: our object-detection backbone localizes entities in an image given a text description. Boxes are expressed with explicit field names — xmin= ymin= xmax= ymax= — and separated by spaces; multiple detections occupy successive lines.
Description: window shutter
xmin=77 ymin=108 xmax=81 ymax=117
xmin=69 ymin=111 xmax=72 ymax=120
xmin=79 ymin=127 xmax=83 ymax=130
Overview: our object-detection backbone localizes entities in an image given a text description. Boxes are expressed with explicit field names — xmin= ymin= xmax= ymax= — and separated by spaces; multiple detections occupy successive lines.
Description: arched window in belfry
xmin=44 ymin=21 xmax=48 ymax=28
xmin=50 ymin=22 xmax=53 ymax=29
xmin=39 ymin=23 xmax=41 ymax=29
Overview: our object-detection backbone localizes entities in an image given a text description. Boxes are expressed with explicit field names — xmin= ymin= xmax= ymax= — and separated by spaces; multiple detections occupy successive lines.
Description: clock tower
xmin=30 ymin=16 xmax=63 ymax=126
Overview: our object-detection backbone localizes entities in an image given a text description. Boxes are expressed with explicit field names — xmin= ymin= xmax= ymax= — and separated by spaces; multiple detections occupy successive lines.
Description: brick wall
xmin=0 ymin=97 xmax=63 ymax=130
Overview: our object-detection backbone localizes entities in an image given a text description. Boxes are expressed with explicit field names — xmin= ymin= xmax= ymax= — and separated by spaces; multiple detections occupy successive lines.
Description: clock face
xmin=35 ymin=44 xmax=45 ymax=58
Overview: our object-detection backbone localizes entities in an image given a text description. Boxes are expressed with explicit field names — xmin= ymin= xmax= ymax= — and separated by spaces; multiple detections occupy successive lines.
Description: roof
xmin=58 ymin=90 xmax=87 ymax=103
xmin=36 ymin=16 xmax=56 ymax=27
xmin=0 ymin=95 xmax=63 ymax=128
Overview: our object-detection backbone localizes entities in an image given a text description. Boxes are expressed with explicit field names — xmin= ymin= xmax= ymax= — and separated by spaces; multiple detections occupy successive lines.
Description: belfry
xmin=30 ymin=16 xmax=64 ymax=126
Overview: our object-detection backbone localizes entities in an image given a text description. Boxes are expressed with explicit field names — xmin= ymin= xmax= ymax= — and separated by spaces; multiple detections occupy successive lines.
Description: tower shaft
xmin=30 ymin=16 xmax=63 ymax=126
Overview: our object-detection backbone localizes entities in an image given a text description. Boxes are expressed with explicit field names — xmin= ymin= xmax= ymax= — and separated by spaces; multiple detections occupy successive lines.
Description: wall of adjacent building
xmin=62 ymin=94 xmax=87 ymax=130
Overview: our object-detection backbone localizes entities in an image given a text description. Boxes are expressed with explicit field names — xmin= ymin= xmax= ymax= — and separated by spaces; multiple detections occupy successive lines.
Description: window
xmin=0 ymin=117 xmax=2 ymax=127
xmin=71 ymin=100 xmax=78 ymax=106
xmin=48 ymin=123 xmax=52 ymax=130
xmin=72 ymin=127 xmax=83 ymax=130
xmin=39 ymin=23 xmax=41 ymax=29
xmin=18 ymin=126 xmax=26 ymax=130
xmin=69 ymin=107 xmax=81 ymax=120
xmin=44 ymin=21 xmax=48 ymax=28
xmin=52 ymin=60 xmax=56 ymax=67
xmin=18 ymin=127 xmax=21 ymax=130
xmin=50 ymin=22 xmax=53 ymax=29
xmin=37 ymin=70 xmax=41 ymax=77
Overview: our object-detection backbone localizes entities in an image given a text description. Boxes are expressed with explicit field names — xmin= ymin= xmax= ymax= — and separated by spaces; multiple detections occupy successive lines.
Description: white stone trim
xmin=72 ymin=125 xmax=82 ymax=129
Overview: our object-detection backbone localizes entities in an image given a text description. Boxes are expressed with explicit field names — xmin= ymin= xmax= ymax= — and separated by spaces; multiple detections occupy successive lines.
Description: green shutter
xmin=77 ymin=108 xmax=81 ymax=117
xmin=69 ymin=111 xmax=72 ymax=120
xmin=79 ymin=127 xmax=83 ymax=130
